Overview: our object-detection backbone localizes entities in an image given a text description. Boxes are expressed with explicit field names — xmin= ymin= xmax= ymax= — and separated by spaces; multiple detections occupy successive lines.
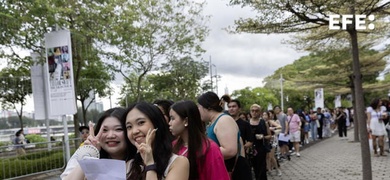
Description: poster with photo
xmin=314 ymin=88 xmax=324 ymax=109
xmin=45 ymin=30 xmax=77 ymax=116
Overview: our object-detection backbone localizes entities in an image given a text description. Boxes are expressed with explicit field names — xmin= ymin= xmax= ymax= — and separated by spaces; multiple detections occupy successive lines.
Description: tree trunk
xmin=349 ymin=76 xmax=360 ymax=142
xmin=351 ymin=90 xmax=360 ymax=142
xmin=348 ymin=27 xmax=372 ymax=180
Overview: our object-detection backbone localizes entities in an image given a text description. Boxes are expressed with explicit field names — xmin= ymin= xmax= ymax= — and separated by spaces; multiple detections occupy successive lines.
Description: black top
xmin=250 ymin=119 xmax=269 ymax=151
xmin=236 ymin=118 xmax=254 ymax=144
xmin=316 ymin=112 xmax=325 ymax=123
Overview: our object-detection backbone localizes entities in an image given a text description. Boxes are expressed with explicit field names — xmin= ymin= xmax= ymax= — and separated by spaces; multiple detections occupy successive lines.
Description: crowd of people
xmin=59 ymin=92 xmax=390 ymax=180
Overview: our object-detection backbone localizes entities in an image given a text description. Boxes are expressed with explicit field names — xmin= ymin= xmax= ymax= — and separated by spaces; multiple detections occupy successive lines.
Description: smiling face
xmin=98 ymin=117 xmax=127 ymax=159
xmin=168 ymin=109 xmax=187 ymax=137
xmin=125 ymin=108 xmax=155 ymax=145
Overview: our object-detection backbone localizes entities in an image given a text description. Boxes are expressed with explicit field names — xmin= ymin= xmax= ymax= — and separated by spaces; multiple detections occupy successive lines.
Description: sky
xmin=6 ymin=0 xmax=308 ymax=113
xmin=200 ymin=0 xmax=307 ymax=96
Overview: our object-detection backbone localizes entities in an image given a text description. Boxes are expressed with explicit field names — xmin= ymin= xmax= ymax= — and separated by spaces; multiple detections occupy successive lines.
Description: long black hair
xmin=171 ymin=100 xmax=209 ymax=179
xmin=94 ymin=107 xmax=136 ymax=161
xmin=123 ymin=102 xmax=173 ymax=180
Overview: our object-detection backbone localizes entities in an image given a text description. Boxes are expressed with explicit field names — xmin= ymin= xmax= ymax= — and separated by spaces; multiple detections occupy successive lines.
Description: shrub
xmin=25 ymin=134 xmax=47 ymax=143
xmin=0 ymin=149 xmax=65 ymax=179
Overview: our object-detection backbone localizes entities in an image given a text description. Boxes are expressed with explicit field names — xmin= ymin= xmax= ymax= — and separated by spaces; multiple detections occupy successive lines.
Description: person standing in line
xmin=228 ymin=99 xmax=253 ymax=159
xmin=197 ymin=92 xmax=251 ymax=180
xmin=264 ymin=111 xmax=282 ymax=176
xmin=169 ymin=100 xmax=229 ymax=180
xmin=124 ymin=102 xmax=189 ymax=179
xmin=153 ymin=99 xmax=174 ymax=124
xmin=61 ymin=107 xmax=136 ymax=179
xmin=367 ymin=98 xmax=388 ymax=156
xmin=316 ymin=107 xmax=325 ymax=140
xmin=336 ymin=107 xmax=347 ymax=140
xmin=274 ymin=105 xmax=289 ymax=161
xmin=323 ymin=109 xmax=332 ymax=138
xmin=287 ymin=107 xmax=302 ymax=157
xmin=249 ymin=104 xmax=271 ymax=180
xmin=309 ymin=109 xmax=318 ymax=141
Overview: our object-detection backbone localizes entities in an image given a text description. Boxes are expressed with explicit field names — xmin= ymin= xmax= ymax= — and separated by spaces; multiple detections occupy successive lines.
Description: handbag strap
xmin=230 ymin=132 xmax=241 ymax=173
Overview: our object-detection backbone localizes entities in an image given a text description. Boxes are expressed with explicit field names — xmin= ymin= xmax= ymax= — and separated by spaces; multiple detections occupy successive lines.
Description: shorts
xmin=278 ymin=140 xmax=288 ymax=146
xmin=290 ymin=131 xmax=301 ymax=142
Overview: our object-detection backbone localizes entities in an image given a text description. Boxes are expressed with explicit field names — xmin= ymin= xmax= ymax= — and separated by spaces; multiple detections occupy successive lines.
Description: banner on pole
xmin=45 ymin=30 xmax=77 ymax=116
xmin=31 ymin=53 xmax=49 ymax=119
xmin=335 ymin=95 xmax=341 ymax=108
xmin=314 ymin=88 xmax=324 ymax=109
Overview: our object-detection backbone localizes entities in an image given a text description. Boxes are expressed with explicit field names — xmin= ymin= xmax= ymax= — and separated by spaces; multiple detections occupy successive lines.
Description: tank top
xmin=206 ymin=113 xmax=240 ymax=172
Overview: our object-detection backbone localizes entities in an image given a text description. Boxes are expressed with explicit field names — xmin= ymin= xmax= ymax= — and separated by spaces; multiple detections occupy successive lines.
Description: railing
xmin=0 ymin=138 xmax=81 ymax=179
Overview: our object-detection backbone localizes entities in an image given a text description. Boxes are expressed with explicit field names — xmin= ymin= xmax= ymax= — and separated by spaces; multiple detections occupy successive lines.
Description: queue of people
xmin=60 ymin=92 xmax=390 ymax=180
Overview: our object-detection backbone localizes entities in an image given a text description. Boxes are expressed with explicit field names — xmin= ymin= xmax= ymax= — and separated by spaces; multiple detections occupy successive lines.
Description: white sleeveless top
xmin=163 ymin=154 xmax=179 ymax=178
xmin=126 ymin=154 xmax=179 ymax=179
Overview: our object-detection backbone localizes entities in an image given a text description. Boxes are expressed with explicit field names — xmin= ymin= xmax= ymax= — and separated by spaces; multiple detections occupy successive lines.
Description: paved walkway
xmin=268 ymin=130 xmax=390 ymax=180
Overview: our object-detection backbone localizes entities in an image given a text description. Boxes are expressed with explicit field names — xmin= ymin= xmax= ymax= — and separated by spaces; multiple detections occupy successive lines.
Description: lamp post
xmin=212 ymin=64 xmax=221 ymax=95
xmin=280 ymin=74 xmax=284 ymax=111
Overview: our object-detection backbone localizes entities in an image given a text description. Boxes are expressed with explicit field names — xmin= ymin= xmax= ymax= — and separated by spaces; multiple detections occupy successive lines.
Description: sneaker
xmin=296 ymin=153 xmax=300 ymax=157
xmin=287 ymin=154 xmax=291 ymax=161
xmin=290 ymin=152 xmax=296 ymax=155
xmin=277 ymin=170 xmax=282 ymax=176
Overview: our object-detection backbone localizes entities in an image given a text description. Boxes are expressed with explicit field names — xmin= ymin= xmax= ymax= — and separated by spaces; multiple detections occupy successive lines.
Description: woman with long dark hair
xmin=61 ymin=107 xmax=136 ymax=179
xmin=169 ymin=100 xmax=229 ymax=179
xmin=124 ymin=102 xmax=189 ymax=179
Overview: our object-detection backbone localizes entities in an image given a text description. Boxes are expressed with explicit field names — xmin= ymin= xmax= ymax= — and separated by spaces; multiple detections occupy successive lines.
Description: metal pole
xmin=280 ymin=74 xmax=284 ymax=111
xmin=63 ymin=115 xmax=70 ymax=162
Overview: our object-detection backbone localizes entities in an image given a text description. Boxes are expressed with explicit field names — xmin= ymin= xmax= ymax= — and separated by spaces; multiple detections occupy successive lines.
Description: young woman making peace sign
xmin=124 ymin=102 xmax=189 ymax=180
xmin=61 ymin=107 xmax=136 ymax=179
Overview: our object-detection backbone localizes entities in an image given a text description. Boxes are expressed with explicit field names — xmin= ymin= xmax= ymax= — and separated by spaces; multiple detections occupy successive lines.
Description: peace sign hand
xmin=135 ymin=128 xmax=157 ymax=166
xmin=83 ymin=121 xmax=102 ymax=151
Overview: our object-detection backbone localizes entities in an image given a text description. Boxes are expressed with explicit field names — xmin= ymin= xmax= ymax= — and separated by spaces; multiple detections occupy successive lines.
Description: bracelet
xmin=145 ymin=164 xmax=157 ymax=172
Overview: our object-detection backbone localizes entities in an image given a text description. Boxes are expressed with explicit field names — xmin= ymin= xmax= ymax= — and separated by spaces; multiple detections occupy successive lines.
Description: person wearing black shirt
xmin=228 ymin=99 xmax=254 ymax=158
xmin=316 ymin=107 xmax=325 ymax=139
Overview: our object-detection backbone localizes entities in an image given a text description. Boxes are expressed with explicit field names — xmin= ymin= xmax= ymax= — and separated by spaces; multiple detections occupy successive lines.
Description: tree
xmin=1 ymin=0 xmax=120 ymax=140
xmin=229 ymin=1 xmax=390 ymax=178
xmin=106 ymin=0 xmax=209 ymax=102
xmin=231 ymin=87 xmax=279 ymax=111
xmin=149 ymin=57 xmax=209 ymax=101
xmin=0 ymin=57 xmax=32 ymax=129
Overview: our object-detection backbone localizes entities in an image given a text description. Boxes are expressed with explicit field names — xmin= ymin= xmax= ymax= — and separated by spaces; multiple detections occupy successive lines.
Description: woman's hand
xmin=135 ymin=128 xmax=157 ymax=165
xmin=83 ymin=121 xmax=102 ymax=151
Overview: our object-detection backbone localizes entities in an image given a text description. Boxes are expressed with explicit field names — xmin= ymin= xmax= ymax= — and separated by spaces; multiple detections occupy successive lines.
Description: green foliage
xmin=231 ymin=87 xmax=279 ymax=112
xmin=25 ymin=134 xmax=46 ymax=143
xmin=0 ymin=150 xmax=64 ymax=179
xmin=107 ymin=0 xmax=210 ymax=103
xmin=263 ymin=48 xmax=389 ymax=108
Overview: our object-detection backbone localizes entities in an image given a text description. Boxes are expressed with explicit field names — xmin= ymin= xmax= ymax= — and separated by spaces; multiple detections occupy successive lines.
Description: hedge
xmin=0 ymin=149 xmax=64 ymax=179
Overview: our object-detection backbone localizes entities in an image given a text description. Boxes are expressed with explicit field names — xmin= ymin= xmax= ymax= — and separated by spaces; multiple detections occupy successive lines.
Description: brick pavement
xmin=268 ymin=130 xmax=390 ymax=180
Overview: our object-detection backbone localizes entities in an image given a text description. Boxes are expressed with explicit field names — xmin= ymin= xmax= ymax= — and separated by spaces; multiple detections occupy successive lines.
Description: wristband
xmin=145 ymin=164 xmax=157 ymax=172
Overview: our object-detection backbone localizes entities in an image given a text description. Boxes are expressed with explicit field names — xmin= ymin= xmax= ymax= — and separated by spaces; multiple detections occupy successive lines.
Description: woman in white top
xmin=367 ymin=98 xmax=388 ymax=156
xmin=124 ymin=102 xmax=189 ymax=179
xmin=61 ymin=107 xmax=136 ymax=179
